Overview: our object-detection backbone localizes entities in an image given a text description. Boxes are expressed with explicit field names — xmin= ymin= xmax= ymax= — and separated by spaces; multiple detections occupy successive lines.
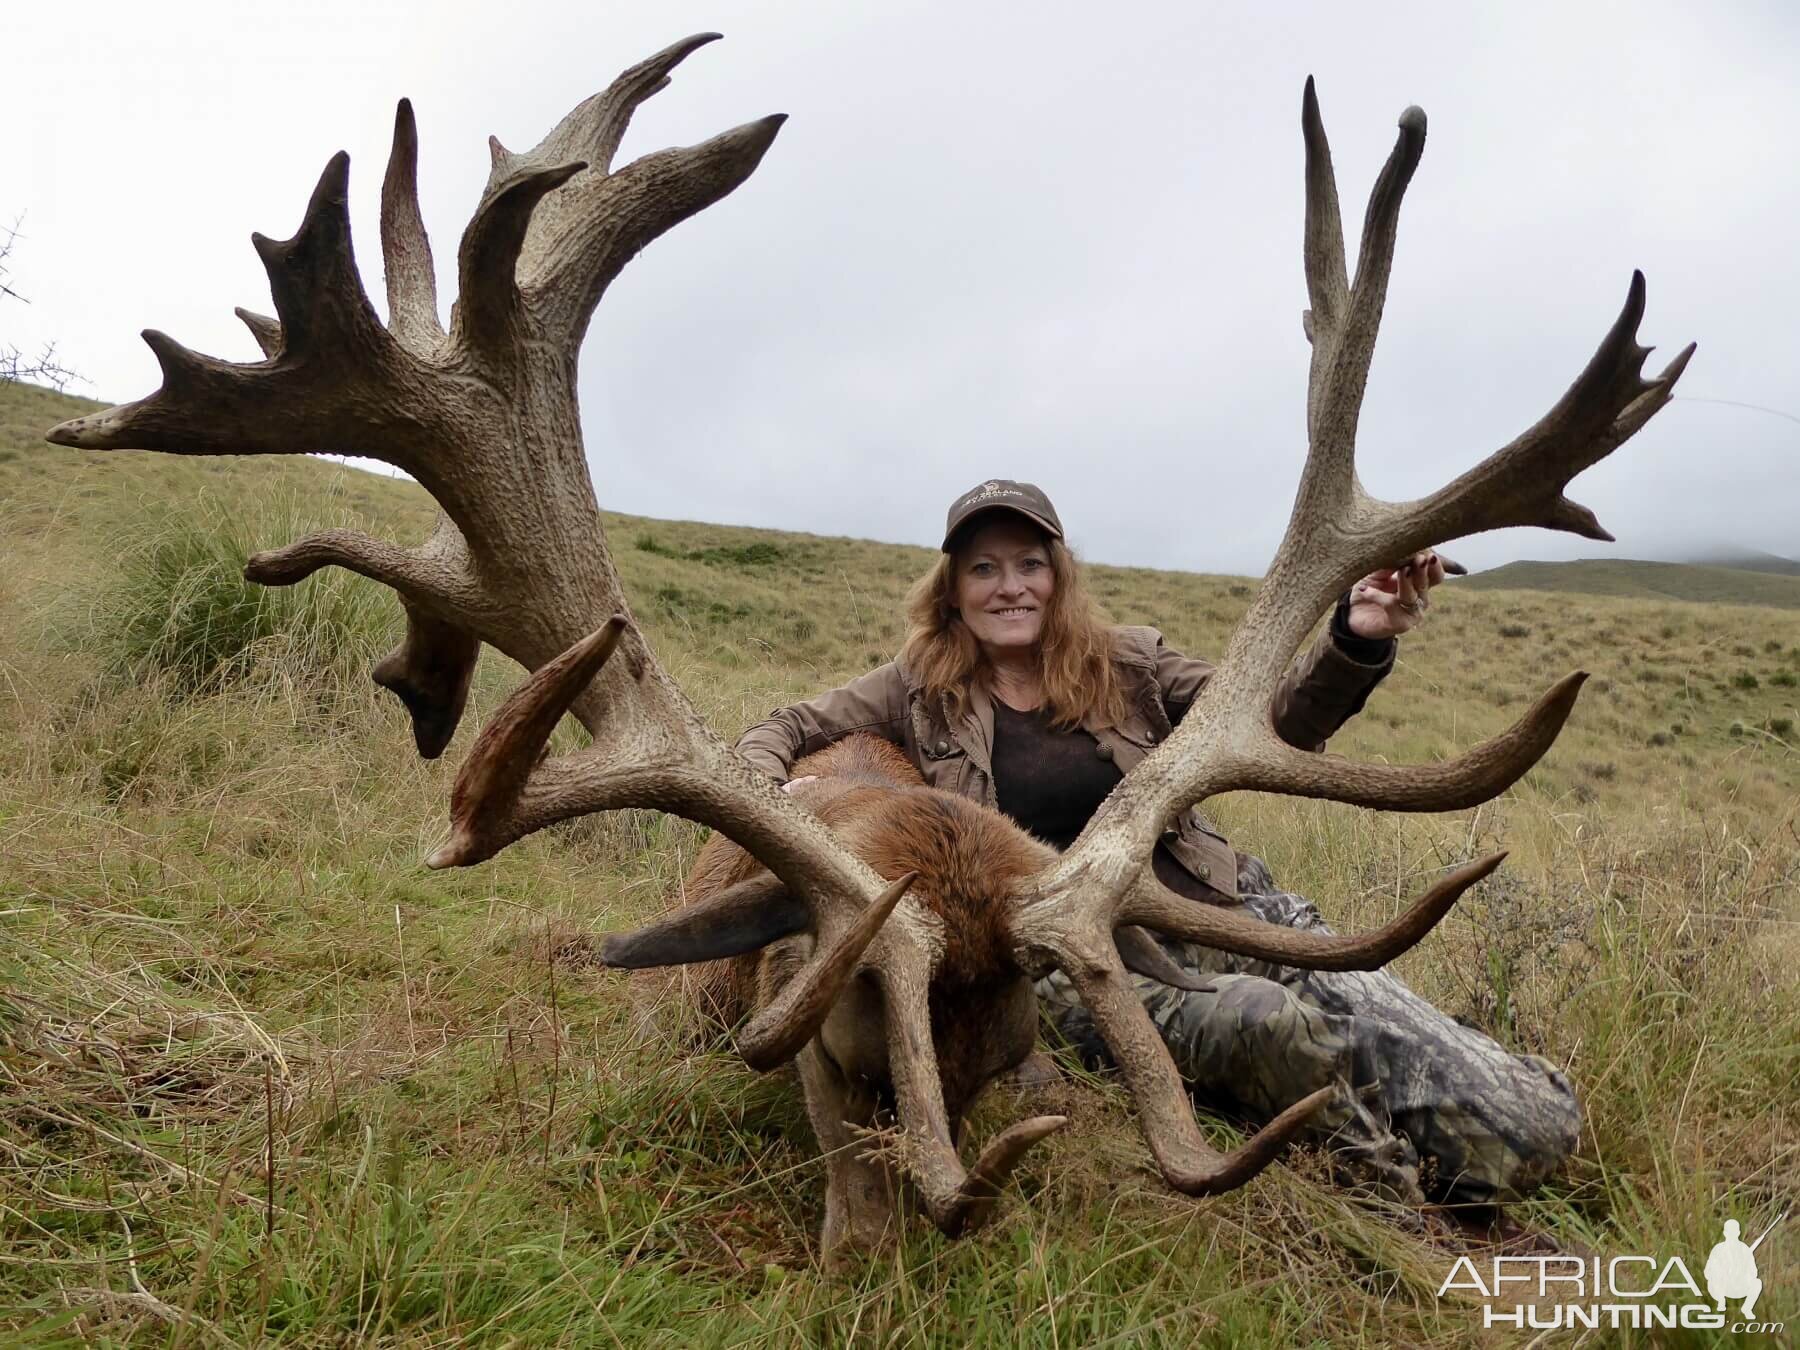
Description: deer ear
xmin=600 ymin=874 xmax=808 ymax=969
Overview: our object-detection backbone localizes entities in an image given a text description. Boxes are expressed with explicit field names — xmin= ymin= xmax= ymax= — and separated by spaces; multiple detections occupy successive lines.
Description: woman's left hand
xmin=1347 ymin=551 xmax=1447 ymax=639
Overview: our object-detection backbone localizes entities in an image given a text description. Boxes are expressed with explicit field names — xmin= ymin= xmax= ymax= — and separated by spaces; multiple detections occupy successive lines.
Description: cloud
xmin=12 ymin=0 xmax=1796 ymax=574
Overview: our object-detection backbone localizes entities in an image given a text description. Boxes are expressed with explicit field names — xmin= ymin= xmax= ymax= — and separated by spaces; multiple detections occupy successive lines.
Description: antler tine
xmin=1300 ymin=77 xmax=1347 ymax=439
xmin=451 ymin=159 xmax=587 ymax=363
xmin=1121 ymin=853 xmax=1504 ymax=971
xmin=427 ymin=616 xmax=631 ymax=869
xmin=1065 ymin=953 xmax=1333 ymax=1194
xmin=737 ymin=871 xmax=918 ymax=1070
xmin=381 ymin=98 xmax=446 ymax=352
xmin=236 ymin=308 xmax=283 ymax=359
xmin=1249 ymin=674 xmax=1587 ymax=813
xmin=530 ymin=114 xmax=789 ymax=347
xmin=1369 ymin=275 xmax=1696 ymax=555
xmin=1301 ymin=78 xmax=1427 ymax=508
xmin=521 ymin=32 xmax=724 ymax=184
xmin=47 ymin=152 xmax=431 ymax=467
xmin=600 ymin=873 xmax=808 ymax=970
xmin=882 ymin=960 xmax=1068 ymax=1236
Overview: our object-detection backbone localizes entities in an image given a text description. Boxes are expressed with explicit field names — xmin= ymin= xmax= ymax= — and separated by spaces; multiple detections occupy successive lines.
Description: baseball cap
xmin=940 ymin=479 xmax=1065 ymax=552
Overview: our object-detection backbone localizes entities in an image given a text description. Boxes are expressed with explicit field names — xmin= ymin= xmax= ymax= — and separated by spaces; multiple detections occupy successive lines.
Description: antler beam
xmin=1010 ymin=77 xmax=1692 ymax=1199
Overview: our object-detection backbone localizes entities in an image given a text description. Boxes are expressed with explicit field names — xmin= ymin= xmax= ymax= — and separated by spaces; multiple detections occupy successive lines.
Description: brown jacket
xmin=735 ymin=626 xmax=1391 ymax=900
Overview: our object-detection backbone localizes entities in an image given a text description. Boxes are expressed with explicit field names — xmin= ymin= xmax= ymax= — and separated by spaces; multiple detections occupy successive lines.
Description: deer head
xmin=49 ymin=40 xmax=1689 ymax=1248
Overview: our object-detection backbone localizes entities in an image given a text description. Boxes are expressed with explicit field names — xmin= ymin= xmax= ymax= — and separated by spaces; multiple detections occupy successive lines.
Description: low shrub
xmin=633 ymin=533 xmax=784 ymax=568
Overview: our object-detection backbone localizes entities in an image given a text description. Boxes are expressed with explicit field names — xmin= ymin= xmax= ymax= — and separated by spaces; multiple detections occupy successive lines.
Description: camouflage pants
xmin=1034 ymin=854 xmax=1581 ymax=1207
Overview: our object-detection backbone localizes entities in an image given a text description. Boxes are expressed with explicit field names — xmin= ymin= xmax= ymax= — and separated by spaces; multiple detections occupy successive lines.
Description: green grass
xmin=79 ymin=492 xmax=398 ymax=695
xmin=2 ymin=380 xmax=1797 ymax=1345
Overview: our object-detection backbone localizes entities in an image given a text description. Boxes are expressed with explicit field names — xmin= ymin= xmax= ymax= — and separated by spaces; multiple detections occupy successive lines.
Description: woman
xmin=735 ymin=479 xmax=1580 ymax=1218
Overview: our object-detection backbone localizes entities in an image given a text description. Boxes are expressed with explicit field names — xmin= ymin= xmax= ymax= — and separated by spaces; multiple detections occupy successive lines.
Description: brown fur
xmin=672 ymin=734 xmax=1055 ymax=1030
xmin=635 ymin=732 xmax=1062 ymax=1260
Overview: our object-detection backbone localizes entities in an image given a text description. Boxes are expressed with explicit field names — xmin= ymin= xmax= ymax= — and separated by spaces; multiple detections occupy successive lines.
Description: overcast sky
xmin=8 ymin=1 xmax=1796 ymax=574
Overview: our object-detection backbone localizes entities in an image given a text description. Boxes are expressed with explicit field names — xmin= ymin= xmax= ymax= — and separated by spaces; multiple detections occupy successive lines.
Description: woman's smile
xmin=955 ymin=518 xmax=1056 ymax=656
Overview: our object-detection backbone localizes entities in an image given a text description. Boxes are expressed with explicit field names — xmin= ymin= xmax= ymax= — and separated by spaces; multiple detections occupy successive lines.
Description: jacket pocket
xmin=1161 ymin=809 xmax=1240 ymax=900
xmin=917 ymin=737 xmax=968 ymax=794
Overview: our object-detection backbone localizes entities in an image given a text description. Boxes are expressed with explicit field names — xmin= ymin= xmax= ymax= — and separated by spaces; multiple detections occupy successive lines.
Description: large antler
xmin=1006 ymin=77 xmax=1693 ymax=1196
xmin=42 ymin=39 xmax=1084 ymax=1232
xmin=43 ymin=37 xmax=880 ymax=899
xmin=50 ymin=46 xmax=1644 ymax=1233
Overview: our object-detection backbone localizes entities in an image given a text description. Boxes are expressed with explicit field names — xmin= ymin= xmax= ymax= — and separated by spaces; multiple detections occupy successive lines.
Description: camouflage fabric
xmin=1035 ymin=854 xmax=1581 ymax=1207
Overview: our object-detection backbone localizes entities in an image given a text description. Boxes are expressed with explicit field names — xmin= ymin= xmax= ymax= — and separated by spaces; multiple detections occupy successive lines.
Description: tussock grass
xmin=76 ymin=492 xmax=397 ymax=696
xmin=2 ymin=382 xmax=1796 ymax=1344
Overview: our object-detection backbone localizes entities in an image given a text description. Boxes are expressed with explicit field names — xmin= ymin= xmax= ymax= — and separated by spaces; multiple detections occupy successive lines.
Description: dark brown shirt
xmin=990 ymin=698 xmax=1219 ymax=902
xmin=991 ymin=701 xmax=1120 ymax=851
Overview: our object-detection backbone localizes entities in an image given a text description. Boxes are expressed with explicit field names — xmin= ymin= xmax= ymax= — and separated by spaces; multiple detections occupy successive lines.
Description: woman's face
xmin=954 ymin=517 xmax=1055 ymax=657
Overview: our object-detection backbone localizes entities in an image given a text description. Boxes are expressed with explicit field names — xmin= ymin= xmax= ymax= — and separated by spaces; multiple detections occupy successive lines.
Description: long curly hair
xmin=900 ymin=528 xmax=1127 ymax=731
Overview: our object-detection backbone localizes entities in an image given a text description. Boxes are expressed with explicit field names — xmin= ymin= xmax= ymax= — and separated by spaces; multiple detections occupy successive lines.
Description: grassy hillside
xmin=3 ymin=379 xmax=1796 ymax=1345
xmin=1465 ymin=556 xmax=1800 ymax=609
xmin=1686 ymin=548 xmax=1800 ymax=577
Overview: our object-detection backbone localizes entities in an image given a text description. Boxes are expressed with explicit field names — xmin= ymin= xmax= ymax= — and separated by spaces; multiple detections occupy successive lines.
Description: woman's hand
xmin=781 ymin=775 xmax=819 ymax=794
xmin=1346 ymin=551 xmax=1447 ymax=640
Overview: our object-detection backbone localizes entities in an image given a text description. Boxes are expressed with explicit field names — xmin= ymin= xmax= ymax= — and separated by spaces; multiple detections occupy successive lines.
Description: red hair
xmin=900 ymin=531 xmax=1126 ymax=731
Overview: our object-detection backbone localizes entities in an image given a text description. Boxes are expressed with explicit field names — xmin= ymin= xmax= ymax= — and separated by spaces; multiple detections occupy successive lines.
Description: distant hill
xmin=1464 ymin=558 xmax=1800 ymax=609
xmin=1681 ymin=548 xmax=1800 ymax=577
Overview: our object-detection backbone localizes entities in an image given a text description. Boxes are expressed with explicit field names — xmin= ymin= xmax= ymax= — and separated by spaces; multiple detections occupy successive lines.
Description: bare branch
xmin=2 ymin=213 xmax=85 ymax=391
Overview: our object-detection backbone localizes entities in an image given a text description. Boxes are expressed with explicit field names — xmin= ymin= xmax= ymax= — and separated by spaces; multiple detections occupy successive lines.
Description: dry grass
xmin=1 ymin=381 xmax=1796 ymax=1345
